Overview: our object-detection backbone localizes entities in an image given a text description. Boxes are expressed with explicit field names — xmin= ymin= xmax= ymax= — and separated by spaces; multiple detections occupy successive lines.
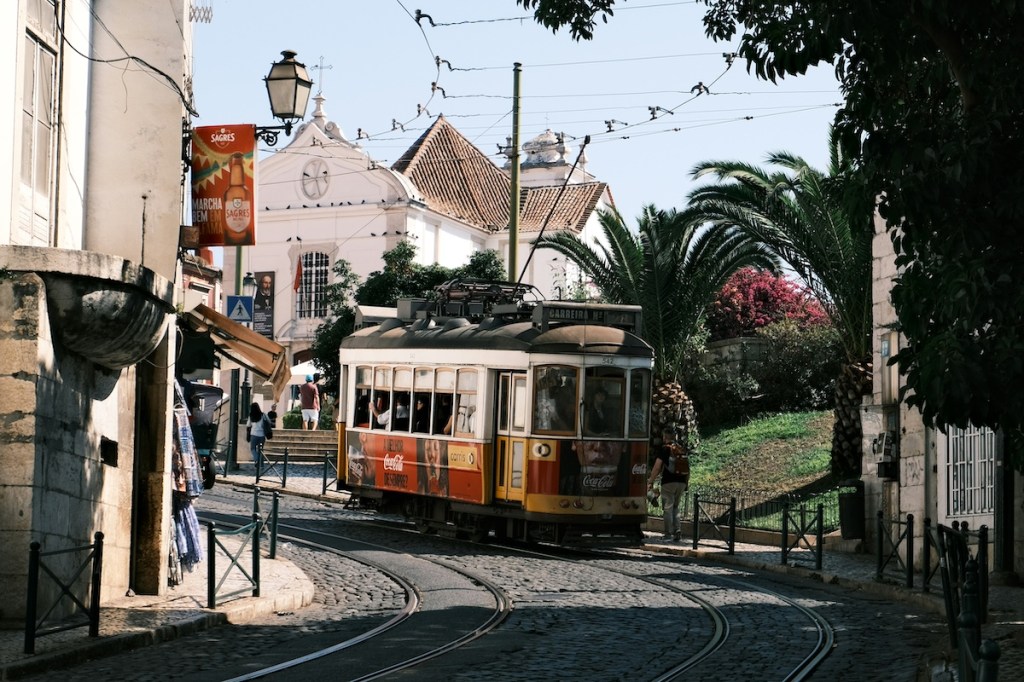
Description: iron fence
xmin=651 ymin=482 xmax=844 ymax=534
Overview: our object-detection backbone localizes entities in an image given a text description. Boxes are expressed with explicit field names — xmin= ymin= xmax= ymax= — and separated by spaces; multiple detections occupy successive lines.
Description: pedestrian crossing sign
xmin=226 ymin=295 xmax=253 ymax=323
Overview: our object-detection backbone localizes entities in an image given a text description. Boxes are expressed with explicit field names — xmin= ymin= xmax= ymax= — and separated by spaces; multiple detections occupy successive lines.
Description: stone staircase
xmin=262 ymin=427 xmax=340 ymax=463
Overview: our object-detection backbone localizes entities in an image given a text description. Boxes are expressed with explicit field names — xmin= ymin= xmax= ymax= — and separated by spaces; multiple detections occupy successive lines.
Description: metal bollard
xmin=906 ymin=513 xmax=914 ymax=588
xmin=207 ymin=522 xmax=217 ymax=608
xmin=875 ymin=510 xmax=884 ymax=579
xmin=89 ymin=531 xmax=104 ymax=637
xmin=269 ymin=492 xmax=280 ymax=559
xmin=815 ymin=504 xmax=824 ymax=571
xmin=691 ymin=492 xmax=701 ymax=550
xmin=252 ymin=513 xmax=261 ymax=598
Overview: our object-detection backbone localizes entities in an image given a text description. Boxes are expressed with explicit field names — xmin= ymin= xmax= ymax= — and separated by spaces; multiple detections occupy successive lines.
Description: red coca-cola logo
xmin=582 ymin=473 xmax=615 ymax=490
xmin=383 ymin=454 xmax=404 ymax=471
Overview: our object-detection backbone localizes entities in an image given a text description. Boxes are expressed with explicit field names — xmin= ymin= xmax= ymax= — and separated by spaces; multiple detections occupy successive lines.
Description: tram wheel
xmin=414 ymin=518 xmax=435 ymax=534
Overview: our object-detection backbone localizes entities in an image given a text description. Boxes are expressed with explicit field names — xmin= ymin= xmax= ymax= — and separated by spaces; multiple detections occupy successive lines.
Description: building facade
xmin=860 ymin=211 xmax=1021 ymax=577
xmin=0 ymin=0 xmax=192 ymax=621
xmin=222 ymin=96 xmax=614 ymax=402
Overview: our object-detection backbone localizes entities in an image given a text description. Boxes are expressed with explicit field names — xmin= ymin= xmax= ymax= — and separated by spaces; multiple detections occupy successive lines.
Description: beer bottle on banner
xmin=223 ymin=153 xmax=253 ymax=244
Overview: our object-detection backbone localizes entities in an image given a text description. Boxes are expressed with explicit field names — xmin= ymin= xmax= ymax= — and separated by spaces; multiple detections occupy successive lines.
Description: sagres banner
xmin=191 ymin=124 xmax=257 ymax=246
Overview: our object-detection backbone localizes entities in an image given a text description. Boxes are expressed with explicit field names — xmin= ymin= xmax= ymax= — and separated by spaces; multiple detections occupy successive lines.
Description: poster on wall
xmin=253 ymin=270 xmax=274 ymax=339
xmin=191 ymin=124 xmax=257 ymax=247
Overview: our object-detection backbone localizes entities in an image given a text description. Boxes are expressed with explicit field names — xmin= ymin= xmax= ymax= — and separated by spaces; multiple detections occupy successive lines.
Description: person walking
xmin=299 ymin=374 xmax=320 ymax=430
xmin=647 ymin=426 xmax=690 ymax=542
xmin=246 ymin=402 xmax=272 ymax=464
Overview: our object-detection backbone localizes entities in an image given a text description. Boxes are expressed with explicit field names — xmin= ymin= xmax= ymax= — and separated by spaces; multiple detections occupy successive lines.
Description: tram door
xmin=494 ymin=371 xmax=527 ymax=503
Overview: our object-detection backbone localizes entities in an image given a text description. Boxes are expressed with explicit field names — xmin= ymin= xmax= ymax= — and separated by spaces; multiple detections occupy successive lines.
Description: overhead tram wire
xmin=421 ymin=1 xmax=697 ymax=27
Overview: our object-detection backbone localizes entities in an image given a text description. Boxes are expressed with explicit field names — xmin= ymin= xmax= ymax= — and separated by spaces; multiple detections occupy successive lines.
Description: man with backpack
xmin=647 ymin=426 xmax=690 ymax=542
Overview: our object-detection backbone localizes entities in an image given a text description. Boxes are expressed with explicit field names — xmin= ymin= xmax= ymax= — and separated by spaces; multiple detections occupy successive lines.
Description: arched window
xmin=296 ymin=251 xmax=329 ymax=318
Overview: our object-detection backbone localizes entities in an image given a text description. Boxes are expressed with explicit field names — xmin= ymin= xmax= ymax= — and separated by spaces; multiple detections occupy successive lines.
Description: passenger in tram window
xmin=417 ymin=438 xmax=449 ymax=496
xmin=412 ymin=395 xmax=430 ymax=432
xmin=355 ymin=391 xmax=371 ymax=428
xmin=435 ymin=394 xmax=454 ymax=434
xmin=456 ymin=401 xmax=476 ymax=435
xmin=370 ymin=394 xmax=391 ymax=429
xmin=393 ymin=394 xmax=410 ymax=431
xmin=585 ymin=388 xmax=611 ymax=435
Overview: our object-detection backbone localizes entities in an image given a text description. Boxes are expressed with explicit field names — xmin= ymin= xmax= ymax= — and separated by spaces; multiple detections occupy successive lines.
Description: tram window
xmin=533 ymin=365 xmax=578 ymax=435
xmin=412 ymin=392 xmax=431 ymax=432
xmin=371 ymin=367 xmax=394 ymax=431
xmin=354 ymin=389 xmax=371 ymax=428
xmin=392 ymin=392 xmax=411 ymax=431
xmin=370 ymin=392 xmax=391 ymax=430
xmin=498 ymin=374 xmax=510 ymax=431
xmin=435 ymin=392 xmax=454 ymax=435
xmin=374 ymin=367 xmax=391 ymax=391
xmin=510 ymin=441 xmax=524 ymax=488
xmin=511 ymin=376 xmax=528 ymax=432
xmin=454 ymin=369 xmax=478 ymax=437
xmin=354 ymin=366 xmax=372 ymax=427
xmin=583 ymin=369 xmax=625 ymax=437
xmin=414 ymin=368 xmax=434 ymax=433
xmin=497 ymin=439 xmax=507 ymax=486
xmin=628 ymin=369 xmax=652 ymax=438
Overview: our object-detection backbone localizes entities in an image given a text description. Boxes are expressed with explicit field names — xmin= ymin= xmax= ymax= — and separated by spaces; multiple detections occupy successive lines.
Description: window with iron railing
xmin=295 ymin=251 xmax=329 ymax=318
xmin=946 ymin=425 xmax=997 ymax=517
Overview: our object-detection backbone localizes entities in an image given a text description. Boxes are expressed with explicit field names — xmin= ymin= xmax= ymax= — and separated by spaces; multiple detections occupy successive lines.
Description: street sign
xmin=227 ymin=295 xmax=253 ymax=323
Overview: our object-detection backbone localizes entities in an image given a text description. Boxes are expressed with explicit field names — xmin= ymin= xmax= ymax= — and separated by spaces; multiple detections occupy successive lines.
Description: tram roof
xmin=341 ymin=317 xmax=653 ymax=358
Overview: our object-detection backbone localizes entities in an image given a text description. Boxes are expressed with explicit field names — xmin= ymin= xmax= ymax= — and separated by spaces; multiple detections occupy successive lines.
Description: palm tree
xmin=535 ymin=204 xmax=777 ymax=445
xmin=683 ymin=129 xmax=873 ymax=477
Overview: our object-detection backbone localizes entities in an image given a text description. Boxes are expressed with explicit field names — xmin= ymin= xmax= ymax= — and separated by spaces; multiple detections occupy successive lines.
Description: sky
xmin=191 ymin=0 xmax=842 ymax=231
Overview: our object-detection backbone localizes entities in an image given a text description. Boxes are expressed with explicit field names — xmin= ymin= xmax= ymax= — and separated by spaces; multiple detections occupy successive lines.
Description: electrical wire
xmin=57 ymin=3 xmax=198 ymax=116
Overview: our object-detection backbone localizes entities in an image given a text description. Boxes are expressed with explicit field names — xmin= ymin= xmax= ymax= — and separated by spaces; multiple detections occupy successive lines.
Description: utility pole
xmin=508 ymin=62 xmax=522 ymax=282
xmin=227 ymin=245 xmax=242 ymax=470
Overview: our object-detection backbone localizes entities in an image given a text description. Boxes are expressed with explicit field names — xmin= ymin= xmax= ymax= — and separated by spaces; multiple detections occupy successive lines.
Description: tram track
xmin=310 ymin=509 xmax=837 ymax=680
xmin=582 ymin=546 xmax=837 ymax=680
xmin=200 ymin=511 xmax=512 ymax=681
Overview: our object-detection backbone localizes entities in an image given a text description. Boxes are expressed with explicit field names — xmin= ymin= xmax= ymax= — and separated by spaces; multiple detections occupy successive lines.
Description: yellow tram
xmin=336 ymin=280 xmax=654 ymax=545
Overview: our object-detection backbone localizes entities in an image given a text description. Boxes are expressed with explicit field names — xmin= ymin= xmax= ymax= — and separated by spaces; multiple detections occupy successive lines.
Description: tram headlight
xmin=532 ymin=442 xmax=552 ymax=457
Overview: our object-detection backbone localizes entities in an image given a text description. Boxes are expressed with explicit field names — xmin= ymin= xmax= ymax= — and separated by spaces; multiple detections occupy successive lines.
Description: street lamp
xmin=242 ymin=271 xmax=258 ymax=299
xmin=256 ymin=50 xmax=313 ymax=146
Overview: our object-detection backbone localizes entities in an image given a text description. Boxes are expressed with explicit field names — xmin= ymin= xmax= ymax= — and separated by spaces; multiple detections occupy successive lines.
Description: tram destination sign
xmin=534 ymin=302 xmax=642 ymax=333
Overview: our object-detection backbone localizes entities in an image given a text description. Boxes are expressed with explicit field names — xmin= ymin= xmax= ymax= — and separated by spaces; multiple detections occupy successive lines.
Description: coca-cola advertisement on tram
xmin=346 ymin=431 xmax=483 ymax=503
xmin=558 ymin=440 xmax=645 ymax=496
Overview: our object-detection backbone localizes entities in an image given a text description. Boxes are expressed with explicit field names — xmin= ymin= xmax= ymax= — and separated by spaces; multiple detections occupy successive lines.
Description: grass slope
xmin=690 ymin=411 xmax=834 ymax=493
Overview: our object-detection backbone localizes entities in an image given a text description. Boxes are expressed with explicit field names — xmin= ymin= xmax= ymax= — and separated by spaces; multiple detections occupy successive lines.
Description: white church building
xmin=221 ymin=95 xmax=615 ymax=392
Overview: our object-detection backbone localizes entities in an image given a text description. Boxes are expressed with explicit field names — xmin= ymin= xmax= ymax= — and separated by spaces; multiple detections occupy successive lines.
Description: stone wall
xmin=0 ymin=272 xmax=165 ymax=623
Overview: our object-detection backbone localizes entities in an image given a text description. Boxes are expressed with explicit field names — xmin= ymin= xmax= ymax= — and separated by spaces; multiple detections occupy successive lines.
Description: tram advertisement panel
xmin=346 ymin=431 xmax=483 ymax=502
xmin=557 ymin=440 xmax=646 ymax=496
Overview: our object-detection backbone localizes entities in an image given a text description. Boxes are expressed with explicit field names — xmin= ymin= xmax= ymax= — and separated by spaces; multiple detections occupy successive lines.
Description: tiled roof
xmin=391 ymin=116 xmax=511 ymax=230
xmin=518 ymin=182 xmax=607 ymax=233
xmin=392 ymin=116 xmax=608 ymax=234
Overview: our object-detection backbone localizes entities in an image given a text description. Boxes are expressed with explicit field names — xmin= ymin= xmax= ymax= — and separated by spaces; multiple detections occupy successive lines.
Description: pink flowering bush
xmin=705 ymin=268 xmax=829 ymax=342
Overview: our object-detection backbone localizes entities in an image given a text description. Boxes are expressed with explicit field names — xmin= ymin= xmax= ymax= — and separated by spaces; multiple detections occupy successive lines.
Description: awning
xmin=180 ymin=303 xmax=290 ymax=398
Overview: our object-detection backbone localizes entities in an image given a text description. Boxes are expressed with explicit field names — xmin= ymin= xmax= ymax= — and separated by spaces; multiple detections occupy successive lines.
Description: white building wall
xmin=82 ymin=0 xmax=189 ymax=282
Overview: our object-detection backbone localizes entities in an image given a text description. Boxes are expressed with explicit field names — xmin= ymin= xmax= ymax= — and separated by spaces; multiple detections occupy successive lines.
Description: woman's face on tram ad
xmin=569 ymin=440 xmax=626 ymax=495
xmin=575 ymin=440 xmax=618 ymax=467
